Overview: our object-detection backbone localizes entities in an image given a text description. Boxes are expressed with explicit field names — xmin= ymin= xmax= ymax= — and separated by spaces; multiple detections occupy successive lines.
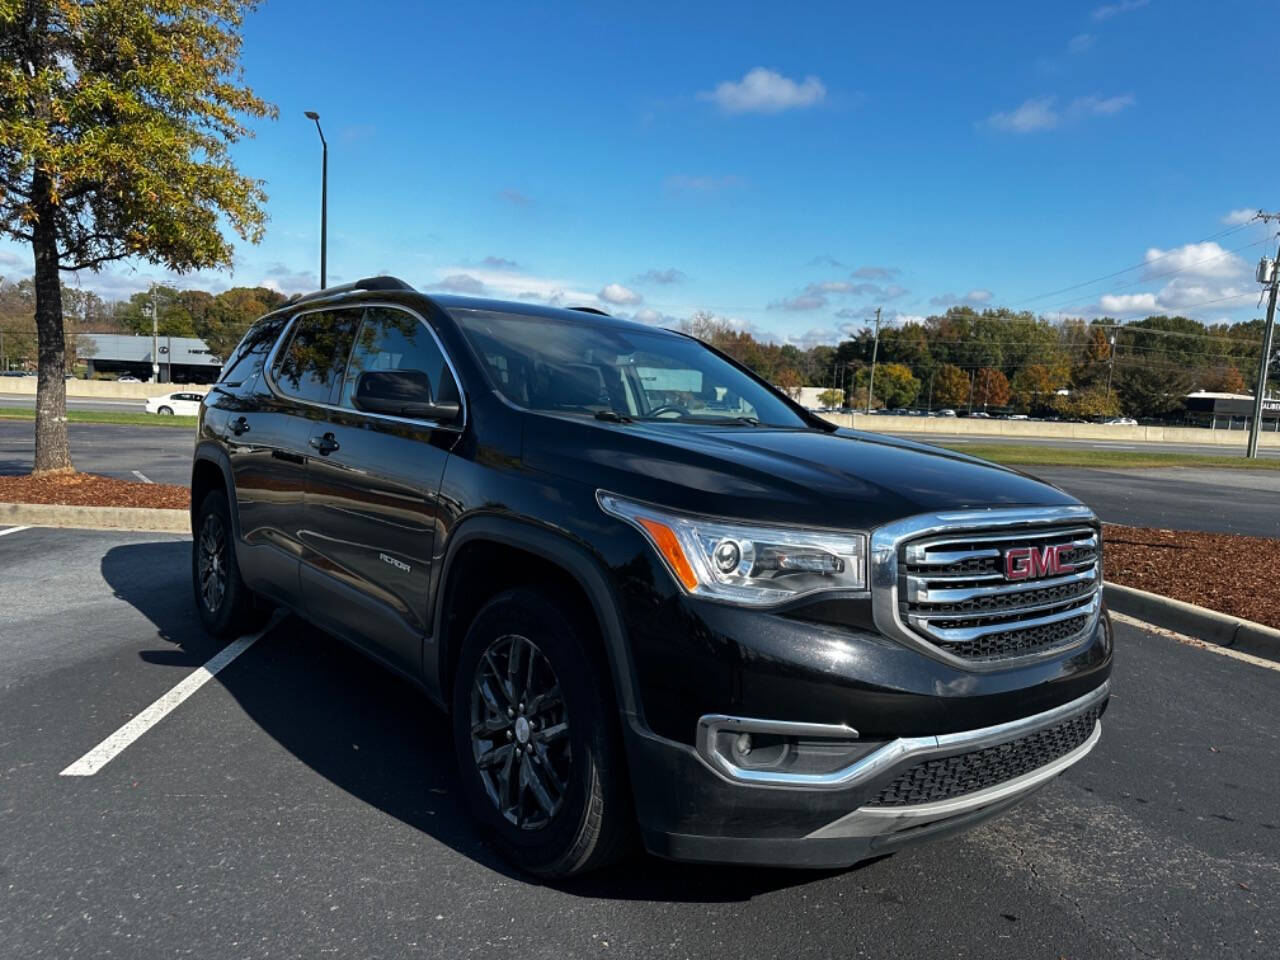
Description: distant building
xmin=1183 ymin=390 xmax=1280 ymax=428
xmin=82 ymin=333 xmax=221 ymax=383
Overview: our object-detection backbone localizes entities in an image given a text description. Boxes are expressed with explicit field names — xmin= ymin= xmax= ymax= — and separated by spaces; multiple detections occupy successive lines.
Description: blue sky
xmin=2 ymin=0 xmax=1277 ymax=344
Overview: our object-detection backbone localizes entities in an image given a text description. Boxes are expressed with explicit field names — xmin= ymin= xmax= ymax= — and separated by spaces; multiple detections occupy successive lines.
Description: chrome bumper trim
xmin=805 ymin=720 xmax=1101 ymax=839
xmin=695 ymin=679 xmax=1109 ymax=791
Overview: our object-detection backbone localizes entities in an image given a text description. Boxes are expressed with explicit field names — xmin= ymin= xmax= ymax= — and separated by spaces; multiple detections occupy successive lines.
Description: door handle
xmin=309 ymin=432 xmax=340 ymax=455
xmin=229 ymin=416 xmax=250 ymax=436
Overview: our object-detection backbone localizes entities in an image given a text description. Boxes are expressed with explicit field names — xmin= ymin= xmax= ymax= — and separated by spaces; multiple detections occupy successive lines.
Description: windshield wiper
xmin=594 ymin=410 xmax=634 ymax=424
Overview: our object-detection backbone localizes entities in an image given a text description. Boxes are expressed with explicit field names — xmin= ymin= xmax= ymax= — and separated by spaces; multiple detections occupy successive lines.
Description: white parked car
xmin=1103 ymin=417 xmax=1138 ymax=426
xmin=145 ymin=391 xmax=204 ymax=416
xmin=118 ymin=375 xmax=142 ymax=383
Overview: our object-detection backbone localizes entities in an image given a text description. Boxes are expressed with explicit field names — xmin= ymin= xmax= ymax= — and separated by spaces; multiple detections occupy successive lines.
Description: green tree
xmin=972 ymin=367 xmax=1010 ymax=409
xmin=0 ymin=0 xmax=275 ymax=472
xmin=854 ymin=362 xmax=919 ymax=409
xmin=1115 ymin=364 xmax=1192 ymax=419
xmin=1010 ymin=363 xmax=1064 ymax=412
xmin=817 ymin=388 xmax=844 ymax=408
xmin=932 ymin=363 xmax=970 ymax=408
xmin=195 ymin=286 xmax=286 ymax=361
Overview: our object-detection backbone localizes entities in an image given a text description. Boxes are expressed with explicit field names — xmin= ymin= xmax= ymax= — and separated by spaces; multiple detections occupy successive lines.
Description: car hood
xmin=522 ymin=415 xmax=1082 ymax=530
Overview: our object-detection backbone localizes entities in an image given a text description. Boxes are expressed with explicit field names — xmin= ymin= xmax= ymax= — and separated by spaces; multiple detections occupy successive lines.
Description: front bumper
xmin=626 ymin=680 xmax=1109 ymax=868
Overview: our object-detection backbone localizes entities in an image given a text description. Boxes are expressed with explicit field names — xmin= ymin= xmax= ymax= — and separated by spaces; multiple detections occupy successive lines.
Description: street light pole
xmin=305 ymin=111 xmax=328 ymax=289
xmin=149 ymin=287 xmax=159 ymax=383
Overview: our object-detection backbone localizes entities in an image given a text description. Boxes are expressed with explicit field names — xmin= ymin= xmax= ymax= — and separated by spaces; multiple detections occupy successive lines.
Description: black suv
xmin=191 ymin=276 xmax=1112 ymax=877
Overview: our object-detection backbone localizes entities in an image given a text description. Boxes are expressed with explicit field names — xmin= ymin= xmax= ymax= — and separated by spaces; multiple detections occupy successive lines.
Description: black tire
xmin=158 ymin=406 xmax=174 ymax=416
xmin=452 ymin=588 xmax=632 ymax=878
xmin=192 ymin=490 xmax=268 ymax=638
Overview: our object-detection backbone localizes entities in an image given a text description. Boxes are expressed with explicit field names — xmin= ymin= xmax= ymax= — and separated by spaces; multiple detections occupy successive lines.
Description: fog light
xmin=734 ymin=733 xmax=753 ymax=757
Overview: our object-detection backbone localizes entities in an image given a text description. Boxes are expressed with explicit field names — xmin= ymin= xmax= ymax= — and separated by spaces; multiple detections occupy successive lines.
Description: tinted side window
xmin=339 ymin=307 xmax=459 ymax=411
xmin=217 ymin=314 xmax=289 ymax=388
xmin=272 ymin=309 xmax=362 ymax=405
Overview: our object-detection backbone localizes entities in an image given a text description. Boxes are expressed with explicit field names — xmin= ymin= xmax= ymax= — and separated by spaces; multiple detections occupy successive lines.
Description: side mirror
xmin=352 ymin=369 xmax=460 ymax=423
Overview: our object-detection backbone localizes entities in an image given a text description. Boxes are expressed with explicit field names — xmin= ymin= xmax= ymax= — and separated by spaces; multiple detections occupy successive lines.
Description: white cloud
xmin=930 ymin=289 xmax=993 ymax=307
xmin=987 ymin=97 xmax=1059 ymax=133
xmin=664 ymin=174 xmax=746 ymax=194
xmin=851 ymin=265 xmax=899 ymax=280
xmin=1098 ymin=292 xmax=1159 ymax=313
xmin=477 ymin=256 xmax=519 ymax=270
xmin=598 ymin=282 xmax=643 ymax=306
xmin=698 ymin=67 xmax=827 ymax=115
xmin=259 ymin=264 xmax=318 ymax=295
xmin=808 ymin=255 xmax=843 ymax=268
xmin=633 ymin=267 xmax=687 ymax=285
xmin=986 ymin=94 xmax=1133 ymax=133
xmin=628 ymin=307 xmax=680 ymax=327
xmin=1222 ymin=208 xmax=1259 ymax=226
xmin=1143 ymin=241 xmax=1246 ymax=280
xmin=769 ymin=292 xmax=827 ymax=312
xmin=497 ymin=189 xmax=531 ymax=206
xmin=1071 ymin=93 xmax=1134 ymax=117
xmin=1092 ymin=0 xmax=1149 ymax=22
xmin=1068 ymin=33 xmax=1096 ymax=54
xmin=429 ymin=273 xmax=488 ymax=294
xmin=0 ymin=249 xmax=23 ymax=269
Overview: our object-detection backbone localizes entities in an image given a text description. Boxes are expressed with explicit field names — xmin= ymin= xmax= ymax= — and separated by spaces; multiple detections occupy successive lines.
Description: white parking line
xmin=60 ymin=621 xmax=276 ymax=777
xmin=132 ymin=470 xmax=154 ymax=484
xmin=0 ymin=525 xmax=32 ymax=537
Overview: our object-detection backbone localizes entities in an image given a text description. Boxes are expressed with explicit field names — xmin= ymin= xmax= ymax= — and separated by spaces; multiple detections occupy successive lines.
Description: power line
xmin=1010 ymin=219 xmax=1258 ymax=307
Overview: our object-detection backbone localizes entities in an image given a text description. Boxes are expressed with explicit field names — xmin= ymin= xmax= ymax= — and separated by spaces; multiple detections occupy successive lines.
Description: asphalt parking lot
xmin=4 ymin=418 xmax=1280 ymax=536
xmin=2 ymin=524 xmax=1278 ymax=958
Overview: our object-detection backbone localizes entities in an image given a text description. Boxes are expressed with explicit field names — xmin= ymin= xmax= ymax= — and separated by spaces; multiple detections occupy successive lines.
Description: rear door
xmin=299 ymin=305 xmax=464 ymax=676
xmin=215 ymin=308 xmax=361 ymax=604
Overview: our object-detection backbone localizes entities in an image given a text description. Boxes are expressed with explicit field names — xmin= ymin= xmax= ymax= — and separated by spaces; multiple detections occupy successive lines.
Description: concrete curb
xmin=0 ymin=501 xmax=189 ymax=533
xmin=1104 ymin=581 xmax=1280 ymax=660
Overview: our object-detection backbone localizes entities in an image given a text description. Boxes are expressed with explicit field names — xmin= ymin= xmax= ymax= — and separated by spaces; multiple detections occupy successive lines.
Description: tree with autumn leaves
xmin=0 ymin=0 xmax=274 ymax=473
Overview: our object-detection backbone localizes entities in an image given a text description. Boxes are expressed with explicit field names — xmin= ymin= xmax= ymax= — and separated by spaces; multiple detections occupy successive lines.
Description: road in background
xmin=896 ymin=430 xmax=1280 ymax=459
xmin=0 ymin=420 xmax=194 ymax=485
xmin=2 ymin=420 xmax=1277 ymax=536
xmin=0 ymin=525 xmax=1276 ymax=959
xmin=0 ymin=392 xmax=147 ymax=413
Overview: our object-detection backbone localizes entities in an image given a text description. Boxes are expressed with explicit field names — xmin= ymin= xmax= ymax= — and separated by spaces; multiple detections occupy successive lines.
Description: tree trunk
xmin=30 ymin=169 xmax=72 ymax=475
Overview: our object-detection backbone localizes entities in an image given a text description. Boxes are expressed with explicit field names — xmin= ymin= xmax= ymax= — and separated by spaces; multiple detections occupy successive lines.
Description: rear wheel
xmin=192 ymin=490 xmax=268 ymax=637
xmin=452 ymin=588 xmax=632 ymax=877
xmin=157 ymin=405 xmax=174 ymax=415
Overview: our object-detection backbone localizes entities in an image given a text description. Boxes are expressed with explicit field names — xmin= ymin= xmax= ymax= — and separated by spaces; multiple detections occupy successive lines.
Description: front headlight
xmin=598 ymin=492 xmax=866 ymax=606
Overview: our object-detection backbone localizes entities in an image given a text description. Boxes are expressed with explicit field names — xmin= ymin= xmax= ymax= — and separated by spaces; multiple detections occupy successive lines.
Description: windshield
xmin=452 ymin=309 xmax=808 ymax=428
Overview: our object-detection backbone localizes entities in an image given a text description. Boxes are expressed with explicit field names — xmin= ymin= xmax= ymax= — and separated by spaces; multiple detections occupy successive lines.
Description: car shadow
xmin=101 ymin=540 xmax=856 ymax=902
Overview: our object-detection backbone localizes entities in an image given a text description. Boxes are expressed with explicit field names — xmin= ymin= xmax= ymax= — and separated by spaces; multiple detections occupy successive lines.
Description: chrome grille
xmin=898 ymin=523 xmax=1100 ymax=662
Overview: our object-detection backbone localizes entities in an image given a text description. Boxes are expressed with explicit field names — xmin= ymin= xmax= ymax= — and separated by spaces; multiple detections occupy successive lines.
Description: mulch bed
xmin=1104 ymin=524 xmax=1279 ymax=628
xmin=0 ymin=472 xmax=189 ymax=510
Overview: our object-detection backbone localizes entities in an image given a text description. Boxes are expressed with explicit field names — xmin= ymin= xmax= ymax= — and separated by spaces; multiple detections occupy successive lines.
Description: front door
xmin=300 ymin=305 xmax=463 ymax=676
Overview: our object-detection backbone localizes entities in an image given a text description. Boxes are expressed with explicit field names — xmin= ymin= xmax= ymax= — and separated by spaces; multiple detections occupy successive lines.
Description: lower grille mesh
xmin=867 ymin=707 xmax=1101 ymax=807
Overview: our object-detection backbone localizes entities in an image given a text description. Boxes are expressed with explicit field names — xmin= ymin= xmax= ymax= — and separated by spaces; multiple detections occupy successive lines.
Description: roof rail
xmin=288 ymin=275 xmax=415 ymax=308
xmin=568 ymin=306 xmax=610 ymax=316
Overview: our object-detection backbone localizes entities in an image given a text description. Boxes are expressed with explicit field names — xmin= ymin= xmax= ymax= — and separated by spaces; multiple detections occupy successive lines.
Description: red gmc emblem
xmin=1005 ymin=544 xmax=1076 ymax=581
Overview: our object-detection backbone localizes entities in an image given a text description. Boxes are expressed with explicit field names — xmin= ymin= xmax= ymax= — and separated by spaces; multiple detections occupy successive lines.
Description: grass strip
xmin=0 ymin=407 xmax=197 ymax=428
xmin=935 ymin=442 xmax=1280 ymax=471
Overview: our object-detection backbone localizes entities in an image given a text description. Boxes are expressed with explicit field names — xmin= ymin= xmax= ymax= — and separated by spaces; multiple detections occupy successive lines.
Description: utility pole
xmin=1105 ymin=333 xmax=1117 ymax=397
xmin=1247 ymin=217 xmax=1280 ymax=458
xmin=967 ymin=370 xmax=975 ymax=414
xmin=149 ymin=287 xmax=159 ymax=384
xmin=865 ymin=307 xmax=882 ymax=414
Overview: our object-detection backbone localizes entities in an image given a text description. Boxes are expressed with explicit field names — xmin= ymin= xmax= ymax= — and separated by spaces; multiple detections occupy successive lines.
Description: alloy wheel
xmin=198 ymin=514 xmax=228 ymax=614
xmin=469 ymin=634 xmax=571 ymax=830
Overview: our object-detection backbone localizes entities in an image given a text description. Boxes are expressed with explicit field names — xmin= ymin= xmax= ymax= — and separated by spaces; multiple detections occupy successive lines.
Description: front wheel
xmin=452 ymin=588 xmax=632 ymax=877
